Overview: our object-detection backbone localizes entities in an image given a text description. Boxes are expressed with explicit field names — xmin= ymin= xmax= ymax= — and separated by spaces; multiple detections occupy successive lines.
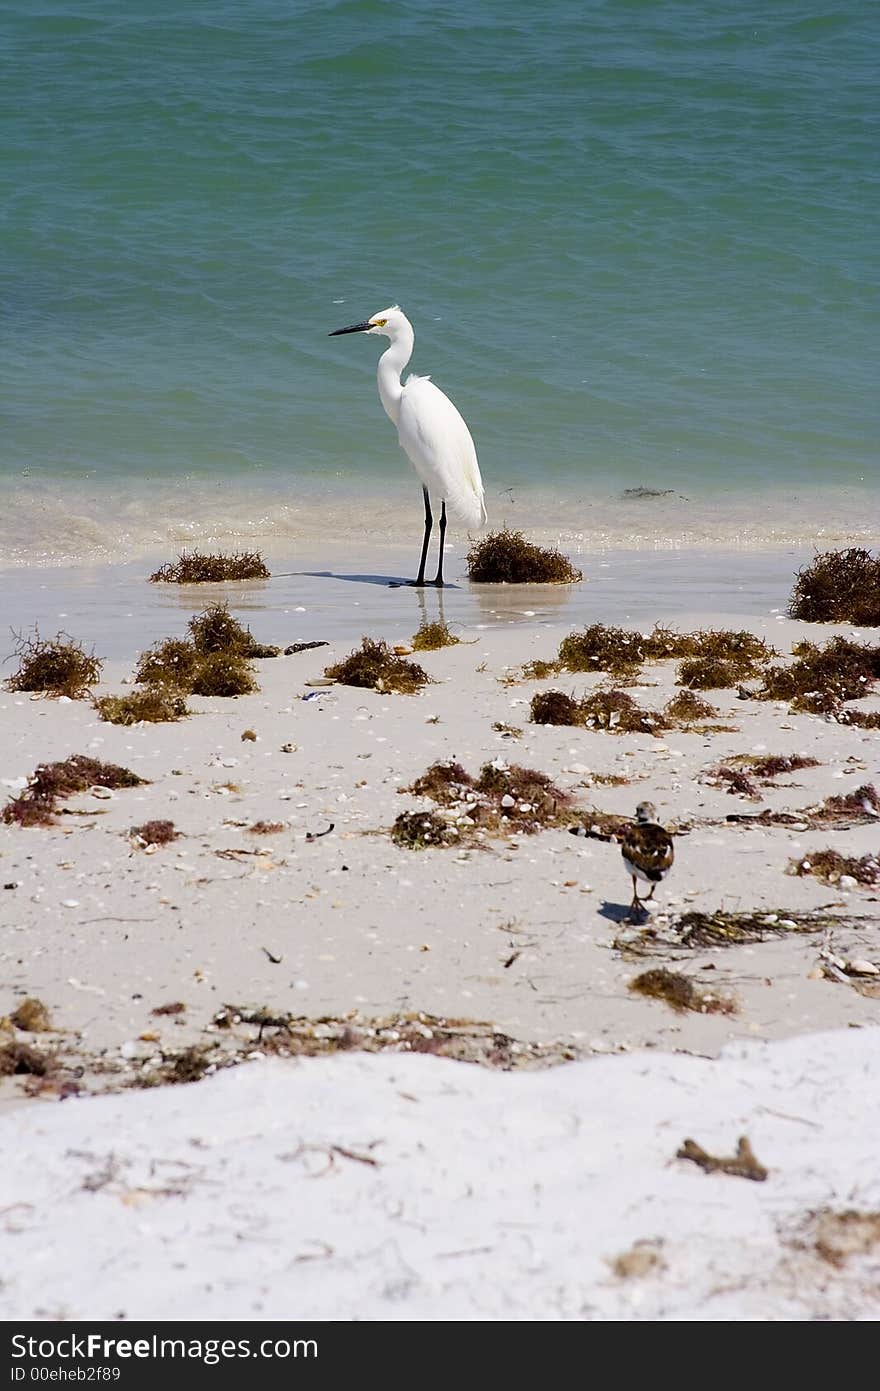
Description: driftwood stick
xmin=677 ymin=1135 xmax=768 ymax=1182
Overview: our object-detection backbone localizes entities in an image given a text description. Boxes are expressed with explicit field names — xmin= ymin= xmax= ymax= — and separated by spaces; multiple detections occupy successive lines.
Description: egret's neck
xmin=376 ymin=323 xmax=414 ymax=427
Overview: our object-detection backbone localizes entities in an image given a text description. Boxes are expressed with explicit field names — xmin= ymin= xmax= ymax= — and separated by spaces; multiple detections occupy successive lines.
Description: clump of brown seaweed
xmin=581 ymin=689 xmax=669 ymax=735
xmin=530 ymin=690 xmax=585 ymax=726
xmin=5 ymin=630 xmax=102 ymax=699
xmin=789 ymin=849 xmax=880 ymax=887
xmin=726 ymin=784 xmax=880 ymax=830
xmin=0 ymin=1041 xmax=53 ymax=1077
xmin=557 ymin=624 xmax=647 ymax=678
xmin=743 ymin=753 xmax=821 ymax=779
xmin=130 ymin=819 xmax=179 ymax=848
xmin=137 ymin=1045 xmax=218 ymax=1087
xmin=662 ymin=690 xmax=718 ymax=723
xmin=531 ymin=683 xmax=721 ymax=735
xmin=677 ymin=656 xmax=750 ymax=690
xmin=395 ymin=758 xmax=576 ymax=845
xmin=466 ymin=529 xmax=582 ymax=584
xmin=134 ymin=638 xmax=199 ymax=689
xmin=704 ymin=765 xmax=762 ymax=798
xmin=614 ymin=907 xmax=861 ymax=955
xmin=187 ymin=604 xmax=275 ymax=658
xmin=390 ymin=810 xmax=461 ymax=849
xmin=149 ymin=550 xmax=270 ymax=583
xmin=408 ymin=761 xmax=472 ymax=800
xmin=751 ymin=636 xmax=880 ymax=714
xmin=411 ymin=620 xmax=459 ymax=651
xmin=788 ymin=548 xmax=880 ymax=626
xmin=95 ymin=687 xmax=190 ymax=725
xmin=629 ymin=968 xmax=736 ymax=1015
xmin=2 ymin=755 xmax=146 ymax=828
xmin=10 ymin=998 xmax=52 ymax=1032
xmin=188 ymin=650 xmax=258 ymax=697
xmin=568 ymin=808 xmax=635 ymax=842
xmin=100 ymin=603 xmax=277 ymax=720
xmin=704 ymin=751 xmax=822 ymax=798
xmin=836 ymin=709 xmax=880 ymax=729
xmin=520 ymin=623 xmax=772 ymax=686
xmin=325 ymin=637 xmax=430 ymax=694
xmin=704 ymin=752 xmax=822 ymax=798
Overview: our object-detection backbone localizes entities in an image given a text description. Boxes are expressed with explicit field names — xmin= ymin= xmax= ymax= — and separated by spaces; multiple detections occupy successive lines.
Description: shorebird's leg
xmin=432 ymin=500 xmax=447 ymax=587
xmin=645 ymin=884 xmax=656 ymax=900
xmin=413 ymin=487 xmax=432 ymax=587
xmin=628 ymin=876 xmax=642 ymax=921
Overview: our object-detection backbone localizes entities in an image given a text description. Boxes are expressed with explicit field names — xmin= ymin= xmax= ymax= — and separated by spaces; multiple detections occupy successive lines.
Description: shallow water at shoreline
xmin=0 ymin=543 xmax=823 ymax=664
xmin=0 ymin=472 xmax=875 ymax=572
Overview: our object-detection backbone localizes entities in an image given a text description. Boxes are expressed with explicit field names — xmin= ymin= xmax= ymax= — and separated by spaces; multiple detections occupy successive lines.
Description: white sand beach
xmin=1 ymin=546 xmax=878 ymax=1319
xmin=4 ymin=1029 xmax=879 ymax=1321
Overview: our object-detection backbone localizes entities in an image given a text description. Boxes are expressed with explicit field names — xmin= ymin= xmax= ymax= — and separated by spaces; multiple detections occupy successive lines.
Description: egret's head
xmin=635 ymin=801 xmax=660 ymax=825
xmin=329 ymin=305 xmax=408 ymax=340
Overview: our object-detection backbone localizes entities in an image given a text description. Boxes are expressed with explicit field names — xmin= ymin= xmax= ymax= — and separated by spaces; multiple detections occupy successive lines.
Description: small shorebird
xmin=621 ymin=802 xmax=674 ymax=921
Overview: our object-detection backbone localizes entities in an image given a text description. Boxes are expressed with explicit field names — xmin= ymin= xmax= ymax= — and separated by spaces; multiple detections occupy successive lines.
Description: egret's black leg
xmin=432 ymin=500 xmax=447 ymax=586
xmin=413 ymin=487 xmax=432 ymax=587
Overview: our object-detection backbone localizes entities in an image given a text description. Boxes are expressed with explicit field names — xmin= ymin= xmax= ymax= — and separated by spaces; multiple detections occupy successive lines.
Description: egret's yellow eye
xmin=372 ymin=318 xmax=387 ymax=327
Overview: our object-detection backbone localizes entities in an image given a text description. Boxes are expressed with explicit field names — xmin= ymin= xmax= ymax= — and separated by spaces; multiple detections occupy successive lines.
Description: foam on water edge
xmin=0 ymin=473 xmax=874 ymax=572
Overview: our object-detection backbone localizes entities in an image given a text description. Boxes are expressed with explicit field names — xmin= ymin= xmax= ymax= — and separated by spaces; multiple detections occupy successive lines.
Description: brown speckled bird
xmin=621 ymin=801 xmax=674 ymax=921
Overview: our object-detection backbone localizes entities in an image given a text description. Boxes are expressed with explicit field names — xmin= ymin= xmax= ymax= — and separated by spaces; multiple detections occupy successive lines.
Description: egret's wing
xmin=398 ymin=376 xmax=486 ymax=529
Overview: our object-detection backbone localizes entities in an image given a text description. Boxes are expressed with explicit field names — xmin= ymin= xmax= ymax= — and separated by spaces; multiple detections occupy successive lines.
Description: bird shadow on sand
xmin=300 ymin=570 xmax=461 ymax=590
xmin=598 ymin=901 xmax=649 ymax=925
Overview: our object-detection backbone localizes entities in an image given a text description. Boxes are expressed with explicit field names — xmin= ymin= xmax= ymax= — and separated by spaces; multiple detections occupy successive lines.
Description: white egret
xmin=330 ymin=305 xmax=486 ymax=586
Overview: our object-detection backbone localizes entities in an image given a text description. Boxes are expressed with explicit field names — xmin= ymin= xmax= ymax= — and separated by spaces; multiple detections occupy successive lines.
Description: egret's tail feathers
xmin=446 ymin=485 xmax=486 ymax=531
xmin=443 ymin=468 xmax=486 ymax=530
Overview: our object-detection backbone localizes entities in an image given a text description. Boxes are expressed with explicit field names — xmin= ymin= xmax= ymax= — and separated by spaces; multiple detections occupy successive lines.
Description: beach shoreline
xmin=2 ymin=569 xmax=878 ymax=1076
xmin=0 ymin=540 xmax=856 ymax=664
xmin=1 ymin=471 xmax=876 ymax=573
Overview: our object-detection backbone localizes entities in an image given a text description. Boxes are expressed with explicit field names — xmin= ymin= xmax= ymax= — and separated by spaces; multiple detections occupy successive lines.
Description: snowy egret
xmin=330 ymin=305 xmax=486 ymax=586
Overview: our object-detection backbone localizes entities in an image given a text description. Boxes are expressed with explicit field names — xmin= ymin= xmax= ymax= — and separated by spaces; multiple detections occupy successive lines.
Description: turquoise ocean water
xmin=1 ymin=0 xmax=877 ymax=566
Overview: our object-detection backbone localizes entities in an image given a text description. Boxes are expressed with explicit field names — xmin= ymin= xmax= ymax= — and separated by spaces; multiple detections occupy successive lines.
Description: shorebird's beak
xmin=329 ymin=319 xmax=372 ymax=336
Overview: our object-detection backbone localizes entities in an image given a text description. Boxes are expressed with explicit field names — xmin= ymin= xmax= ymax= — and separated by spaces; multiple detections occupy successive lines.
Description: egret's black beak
xmin=329 ymin=319 xmax=372 ymax=336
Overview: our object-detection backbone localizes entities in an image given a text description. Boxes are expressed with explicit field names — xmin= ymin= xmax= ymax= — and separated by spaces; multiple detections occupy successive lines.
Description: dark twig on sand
xmin=677 ymin=1136 xmax=768 ymax=1182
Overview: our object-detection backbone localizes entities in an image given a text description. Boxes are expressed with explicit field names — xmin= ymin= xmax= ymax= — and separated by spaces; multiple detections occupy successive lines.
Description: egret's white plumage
xmin=398 ymin=377 xmax=486 ymax=531
xmin=330 ymin=305 xmax=486 ymax=585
